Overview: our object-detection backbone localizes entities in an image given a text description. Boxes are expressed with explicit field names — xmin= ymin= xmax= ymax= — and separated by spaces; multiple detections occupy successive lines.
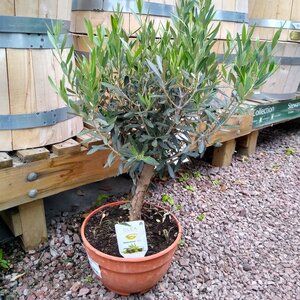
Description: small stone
xmin=78 ymin=288 xmax=90 ymax=297
xmin=23 ymin=289 xmax=29 ymax=296
xmin=91 ymin=287 xmax=98 ymax=295
xmin=70 ymin=282 xmax=81 ymax=293
xmin=179 ymin=258 xmax=190 ymax=266
xmin=243 ymin=263 xmax=252 ymax=272
xmin=238 ymin=208 xmax=247 ymax=217
xmin=104 ymin=291 xmax=115 ymax=299
xmin=64 ymin=235 xmax=72 ymax=245
xmin=50 ymin=248 xmax=59 ymax=258
xmin=143 ymin=295 xmax=155 ymax=300
xmin=43 ymin=252 xmax=51 ymax=260
xmin=66 ymin=262 xmax=74 ymax=269
xmin=66 ymin=249 xmax=75 ymax=258
xmin=73 ymin=233 xmax=81 ymax=244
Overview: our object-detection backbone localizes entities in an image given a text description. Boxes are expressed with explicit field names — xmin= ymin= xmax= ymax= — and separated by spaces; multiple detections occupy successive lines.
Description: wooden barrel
xmin=249 ymin=0 xmax=300 ymax=97
xmin=71 ymin=0 xmax=248 ymax=54
xmin=0 ymin=1 xmax=83 ymax=151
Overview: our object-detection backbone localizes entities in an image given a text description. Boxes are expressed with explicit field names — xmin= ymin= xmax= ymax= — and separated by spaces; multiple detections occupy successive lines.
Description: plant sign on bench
xmin=48 ymin=0 xmax=280 ymax=295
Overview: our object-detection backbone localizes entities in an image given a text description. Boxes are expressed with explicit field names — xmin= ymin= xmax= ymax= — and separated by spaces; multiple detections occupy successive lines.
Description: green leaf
xmin=142 ymin=156 xmax=159 ymax=166
xmin=48 ymin=76 xmax=58 ymax=93
xmin=185 ymin=185 xmax=196 ymax=192
xmin=197 ymin=212 xmax=205 ymax=222
xmin=161 ymin=194 xmax=174 ymax=205
xmin=136 ymin=0 xmax=143 ymax=14
xmin=272 ymin=28 xmax=282 ymax=49
xmin=84 ymin=19 xmax=94 ymax=41
xmin=167 ymin=164 xmax=175 ymax=178
xmin=95 ymin=193 xmax=110 ymax=206
xmin=87 ymin=145 xmax=108 ymax=155
xmin=144 ymin=118 xmax=154 ymax=128
xmin=105 ymin=152 xmax=115 ymax=167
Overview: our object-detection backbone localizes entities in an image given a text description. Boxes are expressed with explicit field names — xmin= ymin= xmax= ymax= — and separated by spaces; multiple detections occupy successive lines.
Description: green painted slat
xmin=252 ymin=98 xmax=300 ymax=128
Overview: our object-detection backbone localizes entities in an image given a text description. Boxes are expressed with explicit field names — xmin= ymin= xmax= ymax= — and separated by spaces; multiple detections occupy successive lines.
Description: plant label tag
xmin=115 ymin=220 xmax=148 ymax=258
xmin=87 ymin=255 xmax=102 ymax=278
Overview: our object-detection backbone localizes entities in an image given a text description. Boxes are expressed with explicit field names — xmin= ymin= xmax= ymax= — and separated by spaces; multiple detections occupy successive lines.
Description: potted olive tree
xmin=49 ymin=0 xmax=279 ymax=295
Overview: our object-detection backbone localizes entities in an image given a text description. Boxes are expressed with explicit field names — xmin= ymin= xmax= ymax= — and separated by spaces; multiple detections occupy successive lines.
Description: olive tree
xmin=49 ymin=0 xmax=280 ymax=220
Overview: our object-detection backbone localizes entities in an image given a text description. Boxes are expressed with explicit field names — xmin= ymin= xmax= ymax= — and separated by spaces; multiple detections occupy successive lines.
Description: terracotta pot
xmin=81 ymin=201 xmax=182 ymax=295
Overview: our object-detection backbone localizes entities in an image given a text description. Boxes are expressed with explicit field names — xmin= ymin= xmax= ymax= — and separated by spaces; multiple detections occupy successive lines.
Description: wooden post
xmin=0 ymin=208 xmax=22 ymax=237
xmin=18 ymin=199 xmax=47 ymax=250
xmin=237 ymin=130 xmax=259 ymax=156
xmin=212 ymin=139 xmax=236 ymax=167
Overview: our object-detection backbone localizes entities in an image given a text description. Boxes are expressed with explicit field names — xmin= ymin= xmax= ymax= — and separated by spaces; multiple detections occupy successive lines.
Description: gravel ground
xmin=1 ymin=120 xmax=300 ymax=300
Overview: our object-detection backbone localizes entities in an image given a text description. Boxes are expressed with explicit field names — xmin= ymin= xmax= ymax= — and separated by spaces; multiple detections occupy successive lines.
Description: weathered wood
xmin=17 ymin=148 xmax=50 ymax=163
xmin=52 ymin=139 xmax=81 ymax=156
xmin=237 ymin=130 xmax=259 ymax=156
xmin=38 ymin=0 xmax=57 ymax=19
xmin=0 ymin=3 xmax=83 ymax=151
xmin=15 ymin=0 xmax=39 ymax=17
xmin=0 ymin=149 xmax=120 ymax=211
xmin=0 ymin=49 xmax=12 ymax=151
xmin=18 ymin=199 xmax=47 ymax=250
xmin=207 ymin=113 xmax=253 ymax=147
xmin=0 ymin=0 xmax=15 ymax=16
xmin=57 ymin=0 xmax=72 ymax=20
xmin=0 ymin=153 xmax=13 ymax=169
xmin=212 ymin=139 xmax=236 ymax=167
xmin=249 ymin=0 xmax=300 ymax=95
xmin=12 ymin=0 xmax=72 ymax=19
xmin=0 ymin=208 xmax=22 ymax=237
xmin=76 ymin=133 xmax=103 ymax=149
xmin=249 ymin=0 xmax=297 ymax=42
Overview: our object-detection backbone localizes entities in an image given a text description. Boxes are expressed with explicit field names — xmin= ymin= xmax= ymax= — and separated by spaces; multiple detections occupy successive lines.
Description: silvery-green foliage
xmin=48 ymin=0 xmax=280 ymax=182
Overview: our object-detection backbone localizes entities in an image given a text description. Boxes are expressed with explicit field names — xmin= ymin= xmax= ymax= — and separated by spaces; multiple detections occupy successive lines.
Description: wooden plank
xmin=76 ymin=133 xmax=103 ymax=149
xmin=17 ymin=148 xmax=50 ymax=162
xmin=237 ymin=130 xmax=259 ymax=156
xmin=207 ymin=113 xmax=253 ymax=146
xmin=51 ymin=139 xmax=81 ymax=155
xmin=57 ymin=0 xmax=72 ymax=21
xmin=291 ymin=0 xmax=300 ymax=21
xmin=7 ymin=49 xmax=37 ymax=150
xmin=38 ymin=0 xmax=57 ymax=18
xmin=0 ymin=208 xmax=22 ymax=236
xmin=15 ymin=0 xmax=39 ymax=17
xmin=0 ymin=153 xmax=13 ymax=169
xmin=0 ymin=149 xmax=119 ymax=211
xmin=0 ymin=49 xmax=12 ymax=151
xmin=71 ymin=11 xmax=130 ymax=34
xmin=18 ymin=199 xmax=47 ymax=250
xmin=212 ymin=139 xmax=236 ymax=167
xmin=0 ymin=0 xmax=15 ymax=15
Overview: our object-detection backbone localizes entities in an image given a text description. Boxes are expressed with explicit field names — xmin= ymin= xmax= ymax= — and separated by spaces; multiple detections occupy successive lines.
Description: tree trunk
xmin=129 ymin=164 xmax=155 ymax=221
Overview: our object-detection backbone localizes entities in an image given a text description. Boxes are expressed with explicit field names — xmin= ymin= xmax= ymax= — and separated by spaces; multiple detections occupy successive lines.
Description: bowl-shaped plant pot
xmin=81 ymin=200 xmax=182 ymax=295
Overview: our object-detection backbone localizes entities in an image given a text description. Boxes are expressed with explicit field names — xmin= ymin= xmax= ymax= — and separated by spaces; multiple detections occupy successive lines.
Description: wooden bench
xmin=0 ymin=133 xmax=119 ymax=250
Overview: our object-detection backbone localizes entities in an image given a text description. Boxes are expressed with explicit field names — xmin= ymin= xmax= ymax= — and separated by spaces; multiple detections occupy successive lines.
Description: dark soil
xmin=84 ymin=203 xmax=179 ymax=257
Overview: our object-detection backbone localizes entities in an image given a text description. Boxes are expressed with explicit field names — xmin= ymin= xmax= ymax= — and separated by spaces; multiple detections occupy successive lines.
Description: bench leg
xmin=18 ymin=199 xmax=47 ymax=250
xmin=212 ymin=139 xmax=236 ymax=167
xmin=237 ymin=131 xmax=259 ymax=156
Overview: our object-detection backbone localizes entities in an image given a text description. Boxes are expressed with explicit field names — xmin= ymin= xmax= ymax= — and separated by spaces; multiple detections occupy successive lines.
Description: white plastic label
xmin=87 ymin=255 xmax=102 ymax=278
xmin=115 ymin=220 xmax=148 ymax=258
